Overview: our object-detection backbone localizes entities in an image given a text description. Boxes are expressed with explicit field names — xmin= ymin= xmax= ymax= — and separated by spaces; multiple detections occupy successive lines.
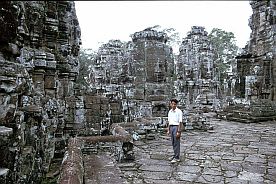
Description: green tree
xmin=76 ymin=48 xmax=96 ymax=89
xmin=162 ymin=27 xmax=181 ymax=51
xmin=145 ymin=25 xmax=181 ymax=53
xmin=130 ymin=25 xmax=181 ymax=56
xmin=208 ymin=28 xmax=239 ymax=83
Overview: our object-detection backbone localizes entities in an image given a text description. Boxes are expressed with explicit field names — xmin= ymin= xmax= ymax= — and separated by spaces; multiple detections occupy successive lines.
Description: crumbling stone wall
xmin=86 ymin=40 xmax=125 ymax=129
xmin=0 ymin=1 xmax=81 ymax=183
xmin=221 ymin=0 xmax=276 ymax=123
xmin=83 ymin=93 xmax=123 ymax=136
xmin=236 ymin=0 xmax=275 ymax=100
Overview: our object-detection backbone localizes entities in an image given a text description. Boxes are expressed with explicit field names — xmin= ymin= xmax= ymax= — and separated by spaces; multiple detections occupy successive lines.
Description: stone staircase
xmin=223 ymin=99 xmax=276 ymax=123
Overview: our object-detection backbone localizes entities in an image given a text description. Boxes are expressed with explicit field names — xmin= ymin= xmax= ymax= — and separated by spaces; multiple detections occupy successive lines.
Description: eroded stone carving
xmin=0 ymin=1 xmax=81 ymax=183
xmin=221 ymin=0 xmax=276 ymax=123
xmin=176 ymin=26 xmax=217 ymax=109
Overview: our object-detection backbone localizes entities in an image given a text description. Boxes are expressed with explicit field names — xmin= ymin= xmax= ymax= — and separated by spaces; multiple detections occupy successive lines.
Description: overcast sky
xmin=75 ymin=1 xmax=253 ymax=52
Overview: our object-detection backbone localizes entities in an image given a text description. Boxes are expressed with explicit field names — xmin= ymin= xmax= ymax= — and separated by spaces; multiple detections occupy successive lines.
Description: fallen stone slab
xmin=83 ymin=153 xmax=128 ymax=184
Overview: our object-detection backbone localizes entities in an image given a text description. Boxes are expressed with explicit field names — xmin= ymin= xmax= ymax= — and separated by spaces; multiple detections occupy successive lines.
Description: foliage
xmin=208 ymin=28 xmax=239 ymax=82
xmin=76 ymin=48 xmax=96 ymax=89
xmin=144 ymin=25 xmax=181 ymax=54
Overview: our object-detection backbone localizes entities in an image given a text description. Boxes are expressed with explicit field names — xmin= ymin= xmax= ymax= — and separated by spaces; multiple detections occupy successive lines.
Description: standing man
xmin=167 ymin=99 xmax=183 ymax=163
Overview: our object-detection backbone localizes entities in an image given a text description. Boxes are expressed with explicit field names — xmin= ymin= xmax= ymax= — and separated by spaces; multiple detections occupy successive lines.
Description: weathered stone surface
xmin=139 ymin=164 xmax=172 ymax=172
xmin=1 ymin=1 xmax=275 ymax=184
xmin=176 ymin=26 xmax=217 ymax=108
xmin=0 ymin=1 xmax=81 ymax=183
xmin=0 ymin=126 xmax=13 ymax=137
xmin=83 ymin=153 xmax=128 ymax=184
xmin=222 ymin=1 xmax=276 ymax=123
xmin=58 ymin=138 xmax=83 ymax=184
xmin=110 ymin=118 xmax=276 ymax=184
xmin=0 ymin=168 xmax=10 ymax=184
xmin=141 ymin=171 xmax=171 ymax=180
xmin=88 ymin=29 xmax=174 ymax=125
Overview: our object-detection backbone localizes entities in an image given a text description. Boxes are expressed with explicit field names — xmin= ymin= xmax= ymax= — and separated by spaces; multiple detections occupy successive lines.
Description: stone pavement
xmin=84 ymin=153 xmax=128 ymax=184
xmin=84 ymin=118 xmax=276 ymax=184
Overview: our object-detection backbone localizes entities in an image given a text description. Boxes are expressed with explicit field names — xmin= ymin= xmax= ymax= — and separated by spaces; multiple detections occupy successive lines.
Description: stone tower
xmin=93 ymin=40 xmax=128 ymax=87
xmin=84 ymin=40 xmax=126 ymax=131
xmin=129 ymin=28 xmax=174 ymax=117
xmin=236 ymin=1 xmax=275 ymax=101
xmin=223 ymin=0 xmax=276 ymax=123
xmin=176 ymin=26 xmax=217 ymax=107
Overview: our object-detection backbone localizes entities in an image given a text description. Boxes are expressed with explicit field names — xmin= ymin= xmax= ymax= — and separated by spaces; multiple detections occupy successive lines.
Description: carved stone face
xmin=253 ymin=65 xmax=261 ymax=75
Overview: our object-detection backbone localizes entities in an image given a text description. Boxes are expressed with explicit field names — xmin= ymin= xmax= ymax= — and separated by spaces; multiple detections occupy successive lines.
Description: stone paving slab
xmin=83 ymin=118 xmax=276 ymax=183
xmin=120 ymin=119 xmax=276 ymax=183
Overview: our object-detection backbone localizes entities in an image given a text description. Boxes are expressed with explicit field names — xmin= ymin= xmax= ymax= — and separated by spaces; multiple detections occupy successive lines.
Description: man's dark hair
xmin=170 ymin=99 xmax=178 ymax=104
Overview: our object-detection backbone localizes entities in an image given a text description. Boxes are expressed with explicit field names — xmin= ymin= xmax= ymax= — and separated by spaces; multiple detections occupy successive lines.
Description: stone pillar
xmin=130 ymin=28 xmax=174 ymax=118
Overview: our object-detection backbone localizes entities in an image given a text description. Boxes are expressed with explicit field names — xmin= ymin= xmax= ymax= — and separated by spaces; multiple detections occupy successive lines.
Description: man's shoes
xmin=169 ymin=156 xmax=174 ymax=161
xmin=171 ymin=158 xmax=180 ymax=163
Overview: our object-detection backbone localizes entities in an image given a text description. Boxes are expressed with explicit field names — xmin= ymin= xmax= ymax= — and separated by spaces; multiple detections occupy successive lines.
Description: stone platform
xmin=83 ymin=118 xmax=276 ymax=183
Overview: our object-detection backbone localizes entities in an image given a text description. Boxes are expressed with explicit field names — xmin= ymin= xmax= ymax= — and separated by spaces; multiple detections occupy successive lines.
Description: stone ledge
xmin=0 ymin=126 xmax=13 ymax=137
xmin=0 ymin=168 xmax=9 ymax=176
xmin=0 ymin=168 xmax=9 ymax=183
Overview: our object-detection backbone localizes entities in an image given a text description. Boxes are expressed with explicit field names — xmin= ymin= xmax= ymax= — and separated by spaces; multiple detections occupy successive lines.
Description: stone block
xmin=33 ymin=59 xmax=47 ymax=67
xmin=111 ymin=115 xmax=124 ymax=123
xmin=32 ymin=72 xmax=45 ymax=82
xmin=85 ymin=104 xmax=100 ymax=114
xmin=44 ymin=75 xmax=56 ymax=89
xmin=110 ymin=103 xmax=121 ymax=114
xmin=133 ymin=88 xmax=145 ymax=100
xmin=100 ymin=97 xmax=108 ymax=104
xmin=0 ymin=168 xmax=10 ymax=184
xmin=84 ymin=95 xmax=100 ymax=103
xmin=86 ymin=115 xmax=102 ymax=125
xmin=45 ymin=89 xmax=56 ymax=98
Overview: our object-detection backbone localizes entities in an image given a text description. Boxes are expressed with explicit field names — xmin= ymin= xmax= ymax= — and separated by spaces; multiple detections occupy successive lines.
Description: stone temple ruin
xmin=90 ymin=28 xmax=174 ymax=122
xmin=219 ymin=0 xmax=276 ymax=123
xmin=128 ymin=28 xmax=174 ymax=119
xmin=0 ymin=1 xmax=82 ymax=183
xmin=176 ymin=26 xmax=217 ymax=108
xmin=0 ymin=1 xmax=276 ymax=184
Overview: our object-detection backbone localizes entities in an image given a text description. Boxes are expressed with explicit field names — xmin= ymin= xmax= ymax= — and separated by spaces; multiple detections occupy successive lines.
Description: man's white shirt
xmin=168 ymin=107 xmax=183 ymax=126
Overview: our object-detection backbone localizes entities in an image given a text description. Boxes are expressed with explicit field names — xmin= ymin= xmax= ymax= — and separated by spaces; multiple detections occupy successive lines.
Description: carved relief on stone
xmin=177 ymin=26 xmax=217 ymax=107
xmin=0 ymin=1 xmax=81 ymax=183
